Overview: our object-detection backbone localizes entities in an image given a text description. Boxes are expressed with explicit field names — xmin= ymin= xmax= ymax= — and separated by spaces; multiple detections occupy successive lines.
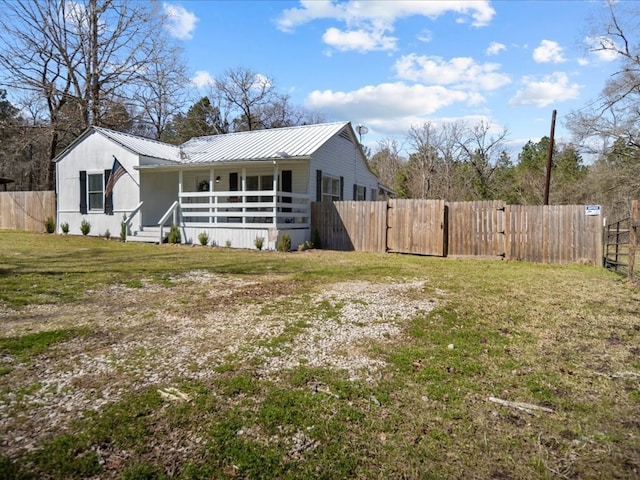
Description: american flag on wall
xmin=105 ymin=157 xmax=126 ymax=197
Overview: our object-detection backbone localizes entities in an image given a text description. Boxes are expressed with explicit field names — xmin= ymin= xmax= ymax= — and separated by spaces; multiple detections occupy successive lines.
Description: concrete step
xmin=127 ymin=227 xmax=164 ymax=243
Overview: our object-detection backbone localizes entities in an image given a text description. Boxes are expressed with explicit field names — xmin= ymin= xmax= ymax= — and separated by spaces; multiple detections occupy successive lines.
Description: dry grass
xmin=0 ymin=231 xmax=639 ymax=479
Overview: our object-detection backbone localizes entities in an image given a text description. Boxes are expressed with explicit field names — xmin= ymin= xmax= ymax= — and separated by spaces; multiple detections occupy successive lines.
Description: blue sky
xmin=166 ymin=1 xmax=619 ymax=157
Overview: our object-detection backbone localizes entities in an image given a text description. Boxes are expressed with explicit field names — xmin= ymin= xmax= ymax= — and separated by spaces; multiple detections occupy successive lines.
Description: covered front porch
xmin=127 ymin=161 xmax=312 ymax=249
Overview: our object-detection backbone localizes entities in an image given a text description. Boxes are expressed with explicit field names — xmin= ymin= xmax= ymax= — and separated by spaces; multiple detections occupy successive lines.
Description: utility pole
xmin=543 ymin=109 xmax=556 ymax=205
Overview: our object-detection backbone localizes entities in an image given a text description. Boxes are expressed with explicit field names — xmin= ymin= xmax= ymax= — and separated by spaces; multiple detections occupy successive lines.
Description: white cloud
xmin=164 ymin=3 xmax=198 ymax=40
xmin=577 ymin=58 xmax=589 ymax=66
xmin=253 ymin=73 xmax=273 ymax=90
xmin=533 ymin=40 xmax=566 ymax=64
xmin=276 ymin=1 xmax=495 ymax=52
xmin=322 ymin=27 xmax=397 ymax=52
xmin=277 ymin=0 xmax=495 ymax=30
xmin=305 ymin=82 xmax=473 ymax=120
xmin=486 ymin=42 xmax=506 ymax=56
xmin=417 ymin=29 xmax=432 ymax=43
xmin=192 ymin=70 xmax=214 ymax=88
xmin=585 ymin=36 xmax=620 ymax=62
xmin=394 ymin=54 xmax=511 ymax=90
xmin=509 ymin=72 xmax=581 ymax=107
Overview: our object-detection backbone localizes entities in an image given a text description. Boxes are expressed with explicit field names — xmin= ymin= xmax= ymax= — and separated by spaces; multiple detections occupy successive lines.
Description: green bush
xmin=103 ymin=229 xmax=111 ymax=240
xmin=276 ymin=234 xmax=291 ymax=252
xmin=225 ymin=239 xmax=232 ymax=248
xmin=198 ymin=231 xmax=209 ymax=246
xmin=44 ymin=217 xmax=55 ymax=234
xmin=254 ymin=236 xmax=264 ymax=250
xmin=61 ymin=222 xmax=69 ymax=234
xmin=167 ymin=224 xmax=181 ymax=244
xmin=80 ymin=219 xmax=91 ymax=236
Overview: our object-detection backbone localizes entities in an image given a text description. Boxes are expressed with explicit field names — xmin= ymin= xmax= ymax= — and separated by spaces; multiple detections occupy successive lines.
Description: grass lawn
xmin=0 ymin=230 xmax=639 ymax=479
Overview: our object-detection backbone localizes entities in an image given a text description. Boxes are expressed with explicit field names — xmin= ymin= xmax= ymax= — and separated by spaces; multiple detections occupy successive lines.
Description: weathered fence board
xmin=387 ymin=199 xmax=445 ymax=256
xmin=448 ymin=201 xmax=505 ymax=257
xmin=508 ymin=205 xmax=602 ymax=265
xmin=311 ymin=201 xmax=387 ymax=252
xmin=0 ymin=191 xmax=56 ymax=233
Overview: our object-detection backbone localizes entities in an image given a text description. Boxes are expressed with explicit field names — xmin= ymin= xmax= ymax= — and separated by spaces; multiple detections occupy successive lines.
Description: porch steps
xmin=127 ymin=226 xmax=164 ymax=244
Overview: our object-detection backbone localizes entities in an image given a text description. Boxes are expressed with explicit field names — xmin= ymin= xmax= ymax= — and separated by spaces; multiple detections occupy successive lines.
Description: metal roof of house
xmin=92 ymin=126 xmax=182 ymax=162
xmin=179 ymin=122 xmax=351 ymax=163
xmin=54 ymin=122 xmax=356 ymax=166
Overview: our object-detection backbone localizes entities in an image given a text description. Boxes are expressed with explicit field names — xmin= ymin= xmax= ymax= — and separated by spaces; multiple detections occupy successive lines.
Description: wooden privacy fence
xmin=311 ymin=201 xmax=387 ymax=252
xmin=0 ymin=191 xmax=56 ymax=233
xmin=311 ymin=200 xmax=604 ymax=265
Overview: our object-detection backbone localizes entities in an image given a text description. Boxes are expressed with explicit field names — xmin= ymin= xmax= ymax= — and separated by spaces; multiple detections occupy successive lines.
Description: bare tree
xmin=210 ymin=67 xmax=277 ymax=132
xmin=567 ymin=1 xmax=640 ymax=152
xmin=369 ymin=139 xmax=405 ymax=193
xmin=255 ymin=94 xmax=325 ymax=129
xmin=407 ymin=123 xmax=441 ymax=199
xmin=458 ymin=120 xmax=509 ymax=199
xmin=134 ymin=40 xmax=190 ymax=140
xmin=0 ymin=0 xmax=186 ymax=187
xmin=565 ymin=1 xmax=640 ymax=217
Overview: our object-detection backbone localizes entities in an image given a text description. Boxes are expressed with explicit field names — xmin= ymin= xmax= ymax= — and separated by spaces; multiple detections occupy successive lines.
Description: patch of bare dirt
xmin=0 ymin=273 xmax=434 ymax=458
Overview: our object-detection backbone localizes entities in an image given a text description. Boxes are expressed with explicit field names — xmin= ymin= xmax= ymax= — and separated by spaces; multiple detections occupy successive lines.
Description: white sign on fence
xmin=585 ymin=205 xmax=601 ymax=216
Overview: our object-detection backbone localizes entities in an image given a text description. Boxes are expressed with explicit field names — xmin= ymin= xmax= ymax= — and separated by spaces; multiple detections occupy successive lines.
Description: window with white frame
xmin=322 ymin=175 xmax=340 ymax=202
xmin=354 ymin=185 xmax=366 ymax=201
xmin=246 ymin=174 xmax=274 ymax=202
xmin=87 ymin=172 xmax=104 ymax=210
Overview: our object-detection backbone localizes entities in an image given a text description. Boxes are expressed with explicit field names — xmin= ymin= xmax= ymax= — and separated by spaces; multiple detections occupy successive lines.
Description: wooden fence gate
xmin=447 ymin=200 xmax=505 ymax=257
xmin=387 ymin=199 xmax=446 ymax=256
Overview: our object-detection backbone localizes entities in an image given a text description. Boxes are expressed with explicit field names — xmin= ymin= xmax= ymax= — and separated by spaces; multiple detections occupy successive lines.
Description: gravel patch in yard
xmin=259 ymin=280 xmax=434 ymax=381
xmin=0 ymin=274 xmax=434 ymax=457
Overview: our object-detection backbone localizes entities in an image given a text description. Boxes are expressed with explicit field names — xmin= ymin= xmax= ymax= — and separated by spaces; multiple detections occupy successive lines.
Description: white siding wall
xmin=139 ymin=170 xmax=179 ymax=225
xmin=182 ymin=226 xmax=307 ymax=251
xmin=56 ymin=132 xmax=141 ymax=236
xmin=309 ymin=132 xmax=379 ymax=201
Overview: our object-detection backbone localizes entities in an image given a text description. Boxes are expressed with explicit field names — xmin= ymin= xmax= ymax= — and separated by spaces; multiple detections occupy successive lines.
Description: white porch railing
xmin=158 ymin=200 xmax=179 ymax=240
xmin=124 ymin=201 xmax=144 ymax=232
xmin=179 ymin=190 xmax=310 ymax=228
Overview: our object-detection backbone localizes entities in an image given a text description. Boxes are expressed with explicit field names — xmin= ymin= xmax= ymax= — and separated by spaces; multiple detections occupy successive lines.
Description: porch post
xmin=241 ymin=167 xmax=246 ymax=224
xmin=209 ymin=168 xmax=214 ymax=224
xmin=176 ymin=170 xmax=183 ymax=227
xmin=273 ymin=162 xmax=279 ymax=226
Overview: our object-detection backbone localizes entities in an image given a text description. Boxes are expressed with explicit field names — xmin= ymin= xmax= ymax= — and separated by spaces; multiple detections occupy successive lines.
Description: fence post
xmin=504 ymin=204 xmax=511 ymax=261
xmin=630 ymin=200 xmax=638 ymax=282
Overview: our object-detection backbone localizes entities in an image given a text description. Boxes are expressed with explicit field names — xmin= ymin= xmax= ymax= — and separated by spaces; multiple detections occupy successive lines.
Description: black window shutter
xmin=79 ymin=171 xmax=87 ymax=214
xmin=104 ymin=169 xmax=113 ymax=215
xmin=229 ymin=172 xmax=238 ymax=191
xmin=282 ymin=170 xmax=292 ymax=212
xmin=339 ymin=176 xmax=344 ymax=201
xmin=353 ymin=184 xmax=357 ymax=200
xmin=363 ymin=187 xmax=367 ymax=201
xmin=316 ymin=170 xmax=322 ymax=202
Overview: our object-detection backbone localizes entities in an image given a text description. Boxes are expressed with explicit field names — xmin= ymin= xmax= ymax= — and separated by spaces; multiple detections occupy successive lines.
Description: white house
xmin=54 ymin=121 xmax=388 ymax=250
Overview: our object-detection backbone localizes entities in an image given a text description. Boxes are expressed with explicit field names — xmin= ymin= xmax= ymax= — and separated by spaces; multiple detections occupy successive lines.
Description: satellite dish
xmin=356 ymin=124 xmax=369 ymax=142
